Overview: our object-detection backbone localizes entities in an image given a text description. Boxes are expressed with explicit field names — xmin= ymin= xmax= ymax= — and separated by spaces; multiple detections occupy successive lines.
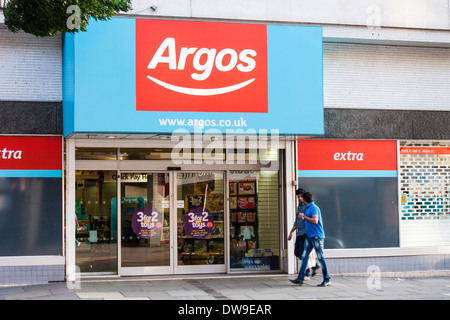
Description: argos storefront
xmin=62 ymin=18 xmax=324 ymax=278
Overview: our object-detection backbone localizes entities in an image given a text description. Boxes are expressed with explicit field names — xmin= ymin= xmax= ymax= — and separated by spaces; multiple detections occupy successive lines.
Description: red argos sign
xmin=136 ymin=20 xmax=268 ymax=113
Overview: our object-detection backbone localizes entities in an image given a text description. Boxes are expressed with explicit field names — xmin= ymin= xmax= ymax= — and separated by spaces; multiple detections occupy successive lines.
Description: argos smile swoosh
xmin=147 ymin=76 xmax=255 ymax=96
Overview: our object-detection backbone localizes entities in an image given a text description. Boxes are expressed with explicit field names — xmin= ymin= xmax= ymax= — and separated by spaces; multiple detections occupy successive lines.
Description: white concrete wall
xmin=2 ymin=0 xmax=449 ymax=30
xmin=127 ymin=1 xmax=450 ymax=47
xmin=128 ymin=0 xmax=450 ymax=30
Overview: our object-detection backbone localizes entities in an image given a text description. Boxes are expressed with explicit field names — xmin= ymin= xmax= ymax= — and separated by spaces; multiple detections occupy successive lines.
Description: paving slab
xmin=1 ymin=273 xmax=449 ymax=301
xmin=76 ymin=291 xmax=124 ymax=299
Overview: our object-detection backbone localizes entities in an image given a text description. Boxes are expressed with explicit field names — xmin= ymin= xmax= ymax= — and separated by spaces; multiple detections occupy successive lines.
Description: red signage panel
xmin=298 ymin=140 xmax=397 ymax=171
xmin=0 ymin=136 xmax=62 ymax=170
xmin=136 ymin=19 xmax=268 ymax=113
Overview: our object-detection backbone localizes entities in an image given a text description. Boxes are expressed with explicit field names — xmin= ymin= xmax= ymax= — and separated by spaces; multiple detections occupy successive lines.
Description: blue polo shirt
xmin=294 ymin=203 xmax=307 ymax=236
xmin=304 ymin=201 xmax=325 ymax=238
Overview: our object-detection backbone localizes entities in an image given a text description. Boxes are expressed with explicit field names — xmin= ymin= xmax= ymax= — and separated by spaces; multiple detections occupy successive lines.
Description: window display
xmin=229 ymin=171 xmax=280 ymax=270
xmin=177 ymin=172 xmax=225 ymax=266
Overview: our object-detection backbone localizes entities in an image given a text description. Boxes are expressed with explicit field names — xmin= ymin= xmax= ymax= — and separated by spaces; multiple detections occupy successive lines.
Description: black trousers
xmin=294 ymin=234 xmax=307 ymax=259
xmin=295 ymin=234 xmax=311 ymax=276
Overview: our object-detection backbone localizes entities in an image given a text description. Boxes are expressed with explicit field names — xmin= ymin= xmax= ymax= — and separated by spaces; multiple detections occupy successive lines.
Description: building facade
xmin=0 ymin=0 xmax=449 ymax=285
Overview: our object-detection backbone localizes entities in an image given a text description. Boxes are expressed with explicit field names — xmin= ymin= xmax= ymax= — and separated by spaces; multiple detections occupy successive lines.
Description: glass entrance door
xmin=119 ymin=171 xmax=225 ymax=275
xmin=120 ymin=172 xmax=171 ymax=275
xmin=75 ymin=170 xmax=118 ymax=274
xmin=175 ymin=172 xmax=225 ymax=274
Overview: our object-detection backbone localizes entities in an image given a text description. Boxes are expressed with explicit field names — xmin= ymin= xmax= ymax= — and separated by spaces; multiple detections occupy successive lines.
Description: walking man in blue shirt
xmin=288 ymin=188 xmax=319 ymax=278
xmin=290 ymin=192 xmax=331 ymax=287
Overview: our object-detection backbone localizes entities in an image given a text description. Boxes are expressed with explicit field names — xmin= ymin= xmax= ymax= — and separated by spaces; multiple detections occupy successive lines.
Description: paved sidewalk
xmin=1 ymin=274 xmax=450 ymax=300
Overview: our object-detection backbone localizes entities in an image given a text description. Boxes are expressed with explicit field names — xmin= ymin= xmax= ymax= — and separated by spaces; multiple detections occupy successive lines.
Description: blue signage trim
xmin=298 ymin=170 xmax=398 ymax=178
xmin=0 ymin=170 xmax=62 ymax=178
xmin=63 ymin=18 xmax=323 ymax=136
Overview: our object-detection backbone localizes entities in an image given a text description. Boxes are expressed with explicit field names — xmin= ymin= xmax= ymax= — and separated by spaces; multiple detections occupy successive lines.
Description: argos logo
xmin=148 ymin=38 xmax=257 ymax=81
xmin=136 ymin=20 xmax=268 ymax=113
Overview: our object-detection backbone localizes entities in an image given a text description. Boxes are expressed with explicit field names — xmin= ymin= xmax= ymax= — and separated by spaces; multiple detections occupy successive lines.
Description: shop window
xmin=119 ymin=148 xmax=173 ymax=160
xmin=76 ymin=148 xmax=117 ymax=160
xmin=226 ymin=148 xmax=279 ymax=163
xmin=299 ymin=177 xmax=399 ymax=248
xmin=75 ymin=171 xmax=117 ymax=273
xmin=229 ymin=170 xmax=280 ymax=271
xmin=75 ymin=147 xmax=278 ymax=163
xmin=177 ymin=172 xmax=225 ymax=266
xmin=0 ymin=178 xmax=62 ymax=256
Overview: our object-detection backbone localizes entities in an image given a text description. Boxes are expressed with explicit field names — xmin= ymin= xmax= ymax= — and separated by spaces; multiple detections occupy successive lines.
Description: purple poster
xmin=183 ymin=207 xmax=214 ymax=239
xmin=132 ymin=206 xmax=163 ymax=239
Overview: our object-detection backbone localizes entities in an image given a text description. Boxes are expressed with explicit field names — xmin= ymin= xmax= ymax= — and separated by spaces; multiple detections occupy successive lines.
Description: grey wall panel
xmin=324 ymin=108 xmax=450 ymax=140
xmin=0 ymin=101 xmax=62 ymax=134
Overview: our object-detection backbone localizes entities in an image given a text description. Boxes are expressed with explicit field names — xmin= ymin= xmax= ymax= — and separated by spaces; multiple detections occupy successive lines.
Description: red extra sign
xmin=0 ymin=136 xmax=61 ymax=170
xmin=298 ymin=140 xmax=397 ymax=171
xmin=136 ymin=19 xmax=268 ymax=113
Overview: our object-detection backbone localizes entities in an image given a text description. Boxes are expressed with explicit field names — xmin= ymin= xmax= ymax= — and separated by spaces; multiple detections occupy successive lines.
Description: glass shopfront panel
xmin=229 ymin=170 xmax=280 ymax=271
xmin=121 ymin=172 xmax=170 ymax=268
xmin=177 ymin=172 xmax=225 ymax=267
xmin=75 ymin=171 xmax=117 ymax=273
xmin=0 ymin=178 xmax=62 ymax=256
xmin=75 ymin=148 xmax=117 ymax=160
xmin=74 ymin=147 xmax=282 ymax=275
xmin=299 ymin=177 xmax=399 ymax=249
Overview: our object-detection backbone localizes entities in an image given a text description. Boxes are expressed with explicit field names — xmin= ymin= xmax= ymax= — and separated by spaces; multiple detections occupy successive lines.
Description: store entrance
xmin=73 ymin=145 xmax=283 ymax=276
xmin=119 ymin=171 xmax=225 ymax=276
